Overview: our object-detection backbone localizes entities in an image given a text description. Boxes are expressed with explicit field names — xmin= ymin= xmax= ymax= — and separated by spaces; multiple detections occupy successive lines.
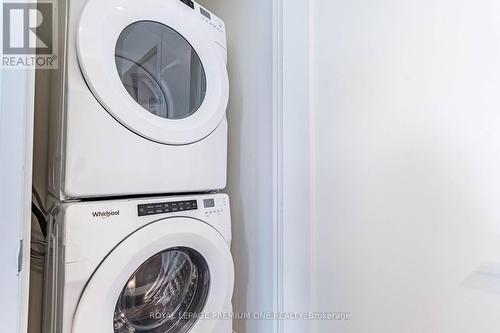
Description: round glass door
xmin=114 ymin=247 xmax=210 ymax=333
xmin=115 ymin=21 xmax=207 ymax=120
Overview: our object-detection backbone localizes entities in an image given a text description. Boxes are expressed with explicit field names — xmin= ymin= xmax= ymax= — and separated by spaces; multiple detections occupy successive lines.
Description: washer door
xmin=77 ymin=0 xmax=229 ymax=145
xmin=72 ymin=218 xmax=234 ymax=333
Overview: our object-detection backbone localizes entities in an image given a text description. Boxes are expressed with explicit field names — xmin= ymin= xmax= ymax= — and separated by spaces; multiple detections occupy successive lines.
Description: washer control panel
xmin=138 ymin=200 xmax=198 ymax=217
xmin=202 ymin=195 xmax=228 ymax=217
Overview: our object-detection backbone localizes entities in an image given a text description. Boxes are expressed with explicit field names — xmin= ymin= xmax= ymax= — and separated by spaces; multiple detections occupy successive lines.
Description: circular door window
xmin=115 ymin=21 xmax=207 ymax=120
xmin=114 ymin=247 xmax=210 ymax=333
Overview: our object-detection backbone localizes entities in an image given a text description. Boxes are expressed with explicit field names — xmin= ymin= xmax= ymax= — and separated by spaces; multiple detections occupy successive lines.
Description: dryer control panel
xmin=178 ymin=0 xmax=227 ymax=55
xmin=179 ymin=0 xmax=225 ymax=34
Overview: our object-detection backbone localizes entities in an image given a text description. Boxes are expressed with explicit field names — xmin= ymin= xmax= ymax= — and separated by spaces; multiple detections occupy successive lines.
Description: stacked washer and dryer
xmin=40 ymin=0 xmax=234 ymax=332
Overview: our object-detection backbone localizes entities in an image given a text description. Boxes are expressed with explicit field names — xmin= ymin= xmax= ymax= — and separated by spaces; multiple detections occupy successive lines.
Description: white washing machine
xmin=43 ymin=193 xmax=234 ymax=333
xmin=46 ymin=0 xmax=229 ymax=200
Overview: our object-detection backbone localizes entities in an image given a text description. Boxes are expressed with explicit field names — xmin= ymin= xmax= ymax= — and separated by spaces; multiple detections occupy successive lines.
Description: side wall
xmin=312 ymin=0 xmax=500 ymax=332
xmin=197 ymin=1 xmax=275 ymax=333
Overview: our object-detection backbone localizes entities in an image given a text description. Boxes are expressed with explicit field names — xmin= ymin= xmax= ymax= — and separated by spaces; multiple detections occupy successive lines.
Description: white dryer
xmin=43 ymin=193 xmax=234 ymax=333
xmin=47 ymin=0 xmax=229 ymax=200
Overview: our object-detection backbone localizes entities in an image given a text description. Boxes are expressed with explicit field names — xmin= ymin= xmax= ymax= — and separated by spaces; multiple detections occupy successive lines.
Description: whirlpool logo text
xmin=91 ymin=210 xmax=120 ymax=219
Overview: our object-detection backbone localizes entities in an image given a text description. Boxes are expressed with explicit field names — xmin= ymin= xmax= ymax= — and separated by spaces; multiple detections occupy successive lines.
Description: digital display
xmin=203 ymin=199 xmax=215 ymax=208
xmin=200 ymin=7 xmax=211 ymax=19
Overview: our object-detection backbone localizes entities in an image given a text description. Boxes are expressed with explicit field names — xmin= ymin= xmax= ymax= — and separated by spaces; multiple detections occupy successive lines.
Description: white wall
xmin=311 ymin=0 xmax=500 ymax=332
xmin=197 ymin=1 xmax=275 ymax=333
xmin=279 ymin=1 xmax=313 ymax=333
xmin=0 ymin=68 xmax=35 ymax=333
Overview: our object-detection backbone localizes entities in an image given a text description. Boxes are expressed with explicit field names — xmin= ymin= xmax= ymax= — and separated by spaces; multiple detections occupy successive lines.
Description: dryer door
xmin=77 ymin=0 xmax=228 ymax=145
xmin=72 ymin=218 xmax=234 ymax=333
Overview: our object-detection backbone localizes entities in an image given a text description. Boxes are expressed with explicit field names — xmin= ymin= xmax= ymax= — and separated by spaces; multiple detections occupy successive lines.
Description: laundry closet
xmin=28 ymin=0 xmax=274 ymax=333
